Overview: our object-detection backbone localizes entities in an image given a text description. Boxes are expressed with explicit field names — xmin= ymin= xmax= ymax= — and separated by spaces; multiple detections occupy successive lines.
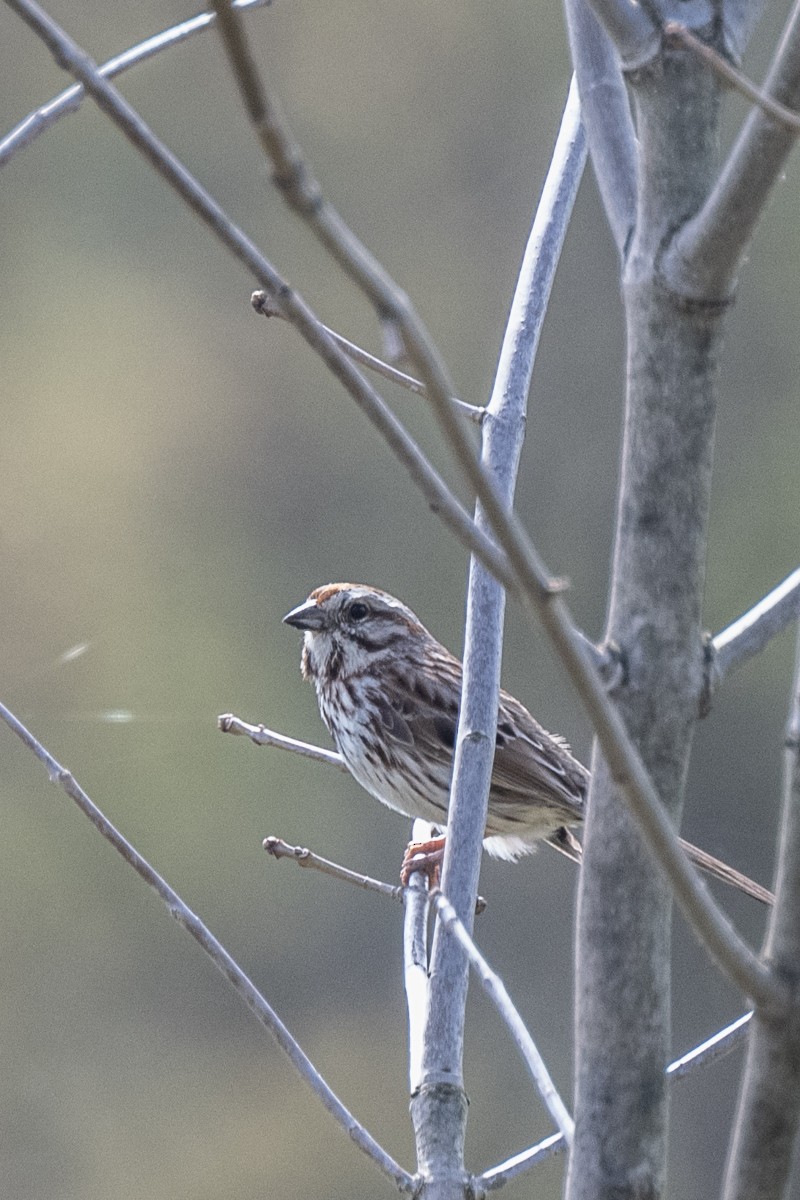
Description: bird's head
xmin=283 ymin=583 xmax=426 ymax=682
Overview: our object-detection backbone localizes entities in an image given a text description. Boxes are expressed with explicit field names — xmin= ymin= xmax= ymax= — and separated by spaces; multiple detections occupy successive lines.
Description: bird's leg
xmin=401 ymin=835 xmax=446 ymax=887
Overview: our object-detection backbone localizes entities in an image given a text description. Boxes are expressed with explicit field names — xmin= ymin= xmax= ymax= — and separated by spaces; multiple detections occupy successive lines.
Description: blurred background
xmin=1 ymin=2 xmax=799 ymax=1197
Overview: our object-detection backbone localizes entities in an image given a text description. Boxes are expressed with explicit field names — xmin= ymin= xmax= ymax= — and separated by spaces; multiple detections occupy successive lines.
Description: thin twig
xmin=721 ymin=626 xmax=800 ymax=1199
xmin=664 ymin=22 xmax=800 ymax=132
xmin=429 ymin=888 xmax=575 ymax=1147
xmin=664 ymin=3 xmax=800 ymax=298
xmin=263 ymin=834 xmax=488 ymax=914
xmin=218 ymin=713 xmax=345 ymax=768
xmin=208 ymin=0 xmax=434 ymax=354
xmin=0 ymin=0 xmax=271 ymax=168
xmin=479 ymin=1011 xmax=753 ymax=1190
xmin=263 ymin=836 xmax=404 ymax=902
xmin=0 ymin=700 xmax=414 ymax=1194
xmin=667 ymin=1012 xmax=752 ymax=1081
xmin=251 ymin=290 xmax=485 ymax=423
xmin=711 ymin=566 xmax=800 ymax=684
xmin=404 ymin=820 xmax=434 ymax=1097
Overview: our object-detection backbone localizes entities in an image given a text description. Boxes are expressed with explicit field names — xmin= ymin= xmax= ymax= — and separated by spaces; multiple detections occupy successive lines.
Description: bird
xmin=283 ymin=582 xmax=772 ymax=904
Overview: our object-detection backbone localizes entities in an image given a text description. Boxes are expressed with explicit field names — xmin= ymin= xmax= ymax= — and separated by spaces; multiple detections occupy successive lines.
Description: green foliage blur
xmin=1 ymin=3 xmax=799 ymax=1198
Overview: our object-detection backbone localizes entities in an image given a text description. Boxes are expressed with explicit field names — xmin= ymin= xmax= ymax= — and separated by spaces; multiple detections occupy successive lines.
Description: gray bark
xmin=567 ymin=41 xmax=726 ymax=1200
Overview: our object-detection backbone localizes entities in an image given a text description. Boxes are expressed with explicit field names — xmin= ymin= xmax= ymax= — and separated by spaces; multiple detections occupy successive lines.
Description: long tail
xmin=545 ymin=827 xmax=774 ymax=906
xmin=679 ymin=837 xmax=773 ymax=906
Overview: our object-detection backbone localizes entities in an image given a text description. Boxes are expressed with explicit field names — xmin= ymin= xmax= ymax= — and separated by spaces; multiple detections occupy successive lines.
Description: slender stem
xmin=251 ymin=290 xmax=484 ymax=422
xmin=722 ymin=625 xmax=800 ymax=1200
xmin=665 ymin=1 xmax=800 ymax=298
xmin=711 ymin=567 xmax=800 ymax=683
xmin=430 ymin=889 xmax=575 ymax=1146
xmin=419 ymin=79 xmax=585 ymax=1152
xmin=564 ymin=0 xmax=636 ymax=255
xmin=404 ymin=821 xmax=434 ymax=1097
xmin=0 ymin=0 xmax=271 ymax=168
xmin=262 ymin=837 xmax=404 ymax=902
xmin=0 ymin=701 xmax=414 ymax=1193
xmin=218 ymin=713 xmax=345 ymax=768
xmin=665 ymin=22 xmax=800 ymax=132
xmin=478 ymin=1010 xmax=754 ymax=1191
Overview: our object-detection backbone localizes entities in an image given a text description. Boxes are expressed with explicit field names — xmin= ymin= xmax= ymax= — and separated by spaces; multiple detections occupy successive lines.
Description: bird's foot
xmin=401 ymin=836 xmax=446 ymax=888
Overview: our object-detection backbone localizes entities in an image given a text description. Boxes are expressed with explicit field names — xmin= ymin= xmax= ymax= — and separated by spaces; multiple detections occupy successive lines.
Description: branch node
xmin=596 ymin=640 xmax=627 ymax=692
xmin=699 ymin=632 xmax=717 ymax=718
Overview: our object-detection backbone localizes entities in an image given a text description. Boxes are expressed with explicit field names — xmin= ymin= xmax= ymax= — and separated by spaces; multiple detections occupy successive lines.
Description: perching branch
xmin=414 ymin=76 xmax=586 ymax=1181
xmin=0 ymin=700 xmax=414 ymax=1194
xmin=263 ymin=836 xmax=404 ymax=904
xmin=0 ymin=0 xmax=271 ymax=168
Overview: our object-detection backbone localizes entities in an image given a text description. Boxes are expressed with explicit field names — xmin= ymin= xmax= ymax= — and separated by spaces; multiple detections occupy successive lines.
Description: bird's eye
xmin=348 ymin=601 xmax=369 ymax=622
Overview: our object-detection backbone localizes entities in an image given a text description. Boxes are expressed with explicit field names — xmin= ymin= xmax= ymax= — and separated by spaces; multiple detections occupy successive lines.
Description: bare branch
xmin=404 ymin=821 xmax=434 ymax=1098
xmin=0 ymin=0 xmax=270 ymax=168
xmin=208 ymin=0 xmax=426 ymax=330
xmin=418 ymin=80 xmax=585 ymax=1152
xmin=429 ymin=889 xmax=575 ymax=1147
xmin=665 ymin=2 xmax=800 ymax=298
xmin=218 ymin=713 xmax=345 ymax=768
xmin=667 ymin=1012 xmax=752 ymax=1082
xmin=0 ymin=700 xmax=415 ymax=1193
xmin=722 ymin=624 xmax=800 ymax=1200
xmin=263 ymin=836 xmax=404 ymax=903
xmin=263 ymin=833 xmax=487 ymax=915
xmin=251 ymin=290 xmax=485 ymax=423
xmin=665 ymin=21 xmax=800 ymax=132
xmin=480 ymin=1011 xmax=754 ymax=1191
xmin=564 ymin=0 xmax=636 ymax=255
xmin=711 ymin=566 xmax=800 ymax=684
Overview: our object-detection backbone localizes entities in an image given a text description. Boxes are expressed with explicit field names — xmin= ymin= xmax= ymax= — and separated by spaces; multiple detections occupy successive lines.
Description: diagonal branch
xmin=564 ymin=0 xmax=636 ymax=255
xmin=429 ymin=888 xmax=575 ymax=1147
xmin=0 ymin=700 xmax=415 ymax=1194
xmin=711 ymin=566 xmax=800 ymax=685
xmin=250 ymin=290 xmax=485 ymax=422
xmin=478 ymin=1010 xmax=754 ymax=1191
xmin=209 ymin=0 xmax=421 ymax=341
xmin=722 ymin=624 xmax=800 ymax=1200
xmin=664 ymin=2 xmax=800 ymax=299
xmin=0 ymin=0 xmax=270 ymax=168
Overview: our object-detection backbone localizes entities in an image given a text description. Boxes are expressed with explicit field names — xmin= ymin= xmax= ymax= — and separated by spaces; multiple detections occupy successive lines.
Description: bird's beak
xmin=283 ymin=599 xmax=325 ymax=631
